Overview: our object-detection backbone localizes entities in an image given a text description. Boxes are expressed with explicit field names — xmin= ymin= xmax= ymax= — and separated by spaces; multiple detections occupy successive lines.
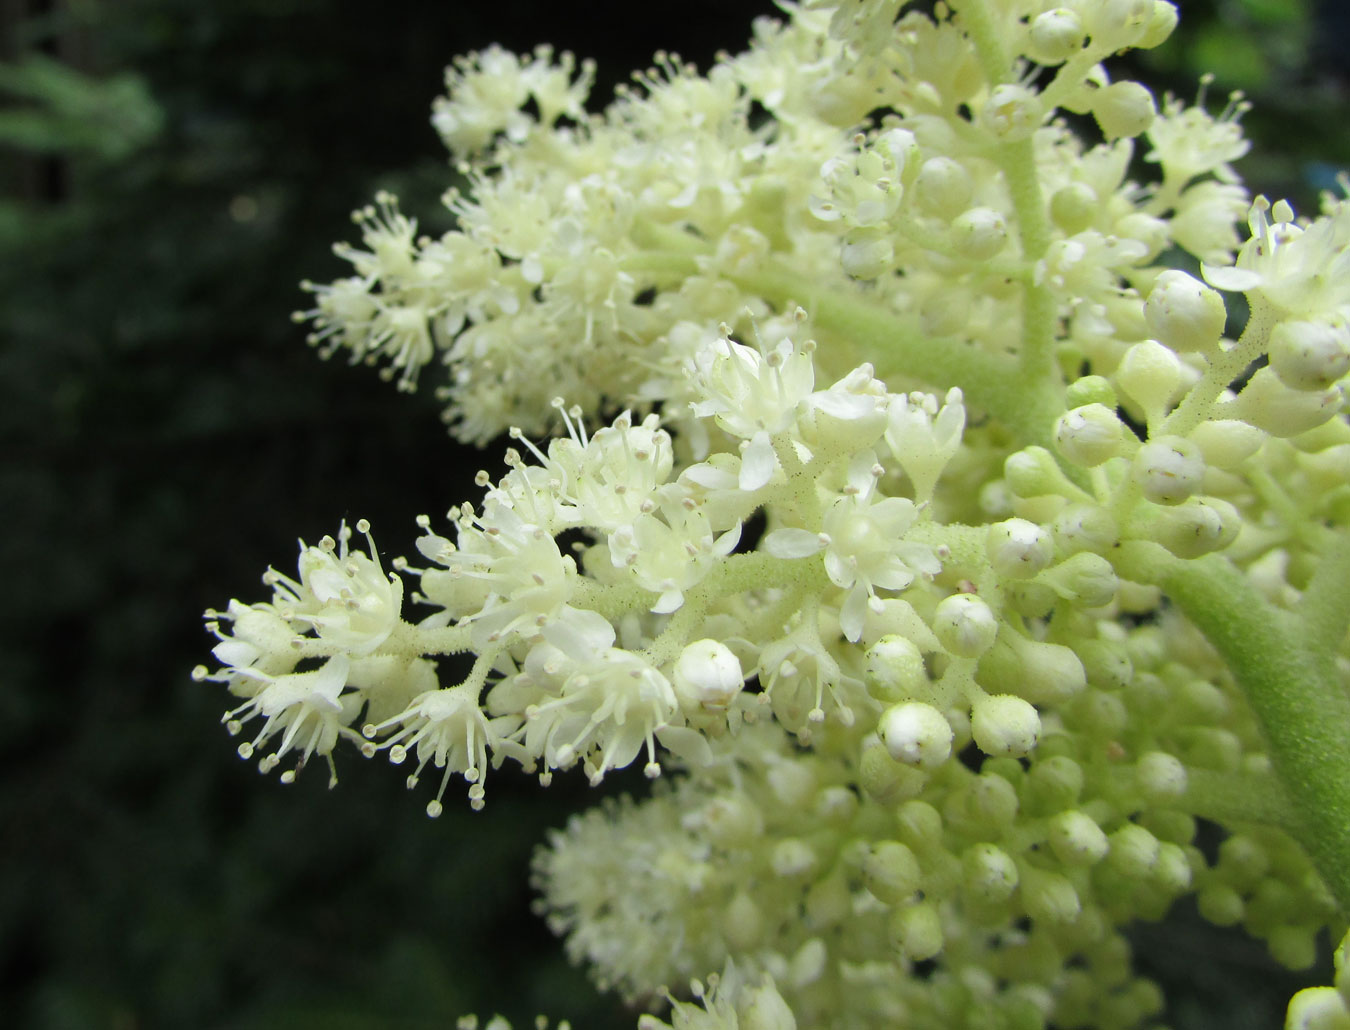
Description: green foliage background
xmin=0 ymin=1 xmax=1345 ymax=1027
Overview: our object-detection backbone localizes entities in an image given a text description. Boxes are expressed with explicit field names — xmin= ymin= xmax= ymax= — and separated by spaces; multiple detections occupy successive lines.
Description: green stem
xmin=1161 ymin=295 xmax=1279 ymax=437
xmin=1299 ymin=527 xmax=1350 ymax=652
xmin=1181 ymin=769 xmax=1298 ymax=832
xmin=1116 ymin=542 xmax=1350 ymax=915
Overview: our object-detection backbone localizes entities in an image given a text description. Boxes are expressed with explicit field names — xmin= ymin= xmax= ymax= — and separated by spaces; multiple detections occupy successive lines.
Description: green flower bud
xmin=1269 ymin=319 xmax=1350 ymax=391
xmin=863 ymin=840 xmax=923 ymax=905
xmin=1056 ymin=404 xmax=1133 ymax=467
xmin=890 ymin=901 xmax=945 ymax=960
xmin=1152 ymin=841 xmax=1193 ymax=894
xmin=965 ymin=772 xmax=1021 ymax=828
xmin=934 ymin=593 xmax=999 ymax=657
xmin=879 ymin=701 xmax=954 ymax=769
xmin=972 ymin=694 xmax=1042 ymax=757
xmin=1270 ymin=925 xmax=1320 ymax=972
xmin=1065 ymin=374 xmax=1118 ymax=410
xmin=1021 ymin=864 xmax=1082 ymax=923
xmin=1218 ymin=833 xmax=1269 ymax=887
xmin=1186 ymin=418 xmax=1266 ymax=468
xmin=865 ymin=634 xmax=929 ymax=702
xmin=1066 ymin=688 xmax=1128 ymax=737
xmin=1197 ymin=884 xmax=1244 ymax=926
xmin=767 ymin=762 xmax=817 ymax=808
xmin=1229 ymin=366 xmax=1343 ymax=437
xmin=805 ymin=868 xmax=851 ymax=929
xmin=741 ymin=980 xmax=798 ymax=1030
xmin=1141 ymin=495 xmax=1241 ymax=557
xmin=860 ymin=742 xmax=929 ymax=804
xmin=1039 ymin=551 xmax=1119 ymax=607
xmin=1117 ymin=340 xmax=1186 ymax=427
xmin=1138 ymin=1 xmax=1179 ymax=48
xmin=913 ymin=156 xmax=973 ymax=219
xmin=964 ymin=842 xmax=1020 ymax=904
xmin=1050 ymin=182 xmax=1097 ymax=234
xmin=987 ymin=518 xmax=1055 ymax=579
xmin=1107 ymin=823 xmax=1161 ymax=877
xmin=1006 ymin=444 xmax=1087 ymax=498
xmin=896 ymin=799 xmax=945 ymax=853
xmin=1093 ymin=81 xmax=1156 ymax=140
xmin=1131 ymin=435 xmax=1206 ymax=505
xmin=1136 ymin=751 xmax=1188 ymax=802
xmin=1029 ymin=7 xmax=1086 ymax=63
xmin=1049 ymin=810 xmax=1110 ymax=866
xmin=979 ymin=632 xmax=1087 ymax=705
xmin=1145 ymin=270 xmax=1227 ymax=355
xmin=724 ymin=891 xmax=765 ymax=950
xmin=1076 ymin=637 xmax=1133 ymax=690
xmin=1023 ymin=754 xmax=1085 ymax=814
xmin=1286 ymin=987 xmax=1350 ymax=1030
xmin=771 ymin=838 xmax=818 ymax=880
xmin=841 ymin=230 xmax=895 ymax=280
xmin=700 ymin=793 xmax=764 ymax=847
xmin=952 ymin=206 xmax=1009 ymax=260
xmin=1052 ymin=503 xmax=1120 ymax=556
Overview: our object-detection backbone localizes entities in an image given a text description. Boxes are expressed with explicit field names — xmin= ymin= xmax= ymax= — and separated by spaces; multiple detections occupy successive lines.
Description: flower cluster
xmin=200 ymin=1 xmax=1350 ymax=1028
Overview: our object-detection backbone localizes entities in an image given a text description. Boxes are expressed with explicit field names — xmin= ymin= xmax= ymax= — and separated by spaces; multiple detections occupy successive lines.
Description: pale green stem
xmin=1116 ymin=541 xmax=1350 ymax=915
xmin=1180 ymin=768 xmax=1299 ymax=832
xmin=953 ymin=0 xmax=1011 ymax=84
xmin=1299 ymin=527 xmax=1350 ymax=652
xmin=1161 ymin=295 xmax=1279 ymax=437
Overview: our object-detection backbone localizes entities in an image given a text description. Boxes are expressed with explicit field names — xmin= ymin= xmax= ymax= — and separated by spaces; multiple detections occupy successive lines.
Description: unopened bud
xmin=1187 ymin=419 xmax=1265 ymax=468
xmin=913 ymin=157 xmax=973 ymax=219
xmin=890 ymin=901 xmax=944 ymax=960
xmin=1056 ymin=404 xmax=1132 ymax=466
xmin=674 ymin=639 xmax=745 ymax=710
xmin=1142 ymin=495 xmax=1240 ymax=557
xmin=1029 ymin=8 xmax=1085 ymax=63
xmin=1117 ymin=340 xmax=1187 ymax=426
xmin=879 ymin=702 xmax=954 ymax=769
xmin=866 ymin=634 xmax=928 ymax=701
xmin=1048 ymin=810 xmax=1110 ymax=866
xmin=863 ymin=840 xmax=923 ymax=905
xmin=1050 ymin=182 xmax=1098 ymax=234
xmin=1131 ymin=435 xmax=1206 ymax=504
xmin=1146 ymin=270 xmax=1227 ymax=354
xmin=987 ymin=518 xmax=1055 ymax=579
xmin=933 ymin=593 xmax=999 ymax=657
xmin=971 ymin=694 xmax=1041 ymax=757
xmin=952 ymin=206 xmax=1009 ymax=261
xmin=980 ymin=83 xmax=1041 ymax=141
xmin=1269 ymin=320 xmax=1350 ymax=391
xmin=1228 ymin=366 xmax=1343 ymax=437
xmin=1093 ymin=80 xmax=1156 ymax=140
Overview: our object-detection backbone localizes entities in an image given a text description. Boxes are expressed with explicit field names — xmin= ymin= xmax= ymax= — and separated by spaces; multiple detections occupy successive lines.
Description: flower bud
xmin=1228 ymin=366 xmax=1343 ymax=437
xmin=1050 ymin=182 xmax=1098 ymax=234
xmin=987 ymin=518 xmax=1055 ymax=579
xmin=980 ymin=83 xmax=1042 ymax=141
xmin=933 ymin=593 xmax=999 ymax=657
xmin=1116 ymin=340 xmax=1186 ymax=427
xmin=673 ymin=638 xmax=744 ymax=710
xmin=879 ymin=701 xmax=954 ymax=769
xmin=1048 ymin=810 xmax=1110 ymax=866
xmin=841 ymin=231 xmax=895 ymax=280
xmin=741 ymin=980 xmax=797 ymax=1030
xmin=1152 ymin=841 xmax=1193 ymax=894
xmin=1145 ymin=270 xmax=1227 ymax=354
xmin=724 ymin=891 xmax=765 ymax=950
xmin=865 ymin=634 xmax=928 ymax=701
xmin=771 ymin=838 xmax=818 ymax=879
xmin=1137 ymin=1 xmax=1179 ymax=48
xmin=863 ymin=840 xmax=923 ymax=905
xmin=963 ymin=842 xmax=1020 ymax=904
xmin=1136 ymin=751 xmax=1188 ymax=802
xmin=1197 ymin=884 xmax=1244 ymax=926
xmin=1186 ymin=418 xmax=1265 ymax=468
xmin=913 ymin=157 xmax=973 ymax=219
xmin=1141 ymin=495 xmax=1240 ymax=557
xmin=1093 ymin=81 xmax=1156 ymax=140
xmin=971 ymin=694 xmax=1041 ymax=757
xmin=1131 ymin=435 xmax=1206 ymax=504
xmin=1107 ymin=823 xmax=1161 ymax=877
xmin=979 ymin=632 xmax=1087 ymax=704
xmin=951 ymin=206 xmax=1009 ymax=261
xmin=1005 ymin=445 xmax=1087 ymax=497
xmin=1056 ymin=404 xmax=1132 ymax=466
xmin=1065 ymin=374 xmax=1118 ymax=410
xmin=1269 ymin=320 xmax=1350 ymax=391
xmin=890 ymin=901 xmax=944 ymax=960
xmin=1029 ymin=8 xmax=1085 ymax=63
xmin=1039 ymin=551 xmax=1119 ymax=607
xmin=1021 ymin=865 xmax=1082 ymax=923
xmin=860 ymin=742 xmax=928 ymax=804
xmin=1285 ymin=987 xmax=1350 ymax=1030
xmin=896 ymin=799 xmax=944 ymax=852
xmin=1052 ymin=503 xmax=1120 ymax=556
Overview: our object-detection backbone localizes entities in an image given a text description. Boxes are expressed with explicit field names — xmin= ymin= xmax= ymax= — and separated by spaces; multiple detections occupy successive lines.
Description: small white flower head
xmin=367 ymin=681 xmax=496 ymax=814
xmin=950 ymin=208 xmax=1009 ymax=261
xmin=885 ymin=387 xmax=965 ymax=503
xmin=970 ymin=693 xmax=1041 ymax=757
xmin=809 ymin=127 xmax=918 ymax=227
xmin=1268 ymin=319 xmax=1350 ymax=392
xmin=986 ymin=518 xmax=1054 ymax=580
xmin=878 ymin=701 xmax=953 ymax=769
xmin=687 ymin=332 xmax=815 ymax=490
xmin=1055 ymin=404 xmax=1132 ymax=467
xmin=609 ymin=501 xmax=741 ymax=614
xmin=673 ymin=639 xmax=745 ymax=712
xmin=276 ymin=520 xmax=404 ymax=656
xmin=932 ymin=593 xmax=998 ymax=658
xmin=1092 ymin=80 xmax=1156 ymax=141
xmin=1146 ymin=82 xmax=1250 ymax=185
xmin=1145 ymin=270 xmax=1228 ymax=355
xmin=1131 ymin=435 xmax=1206 ymax=505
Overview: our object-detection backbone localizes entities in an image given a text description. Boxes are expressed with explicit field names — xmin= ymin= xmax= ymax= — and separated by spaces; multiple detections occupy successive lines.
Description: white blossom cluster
xmin=200 ymin=1 xmax=1350 ymax=1028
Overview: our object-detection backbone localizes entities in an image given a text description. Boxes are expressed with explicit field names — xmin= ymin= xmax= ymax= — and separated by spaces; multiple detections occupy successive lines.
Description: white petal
xmin=739 ymin=431 xmax=777 ymax=492
xmin=764 ymin=528 xmax=824 ymax=559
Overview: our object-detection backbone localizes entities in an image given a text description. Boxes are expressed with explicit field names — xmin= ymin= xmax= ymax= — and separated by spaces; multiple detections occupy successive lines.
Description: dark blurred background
xmin=0 ymin=1 xmax=1345 ymax=1027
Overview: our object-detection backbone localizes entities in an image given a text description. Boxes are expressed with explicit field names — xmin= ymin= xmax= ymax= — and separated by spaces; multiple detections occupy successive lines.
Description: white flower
xmin=883 ymin=387 xmax=966 ymax=504
xmin=609 ymin=500 xmax=741 ymax=614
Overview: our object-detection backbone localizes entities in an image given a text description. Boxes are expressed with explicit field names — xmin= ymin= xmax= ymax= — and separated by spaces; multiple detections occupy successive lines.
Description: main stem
xmin=1118 ymin=542 xmax=1350 ymax=915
